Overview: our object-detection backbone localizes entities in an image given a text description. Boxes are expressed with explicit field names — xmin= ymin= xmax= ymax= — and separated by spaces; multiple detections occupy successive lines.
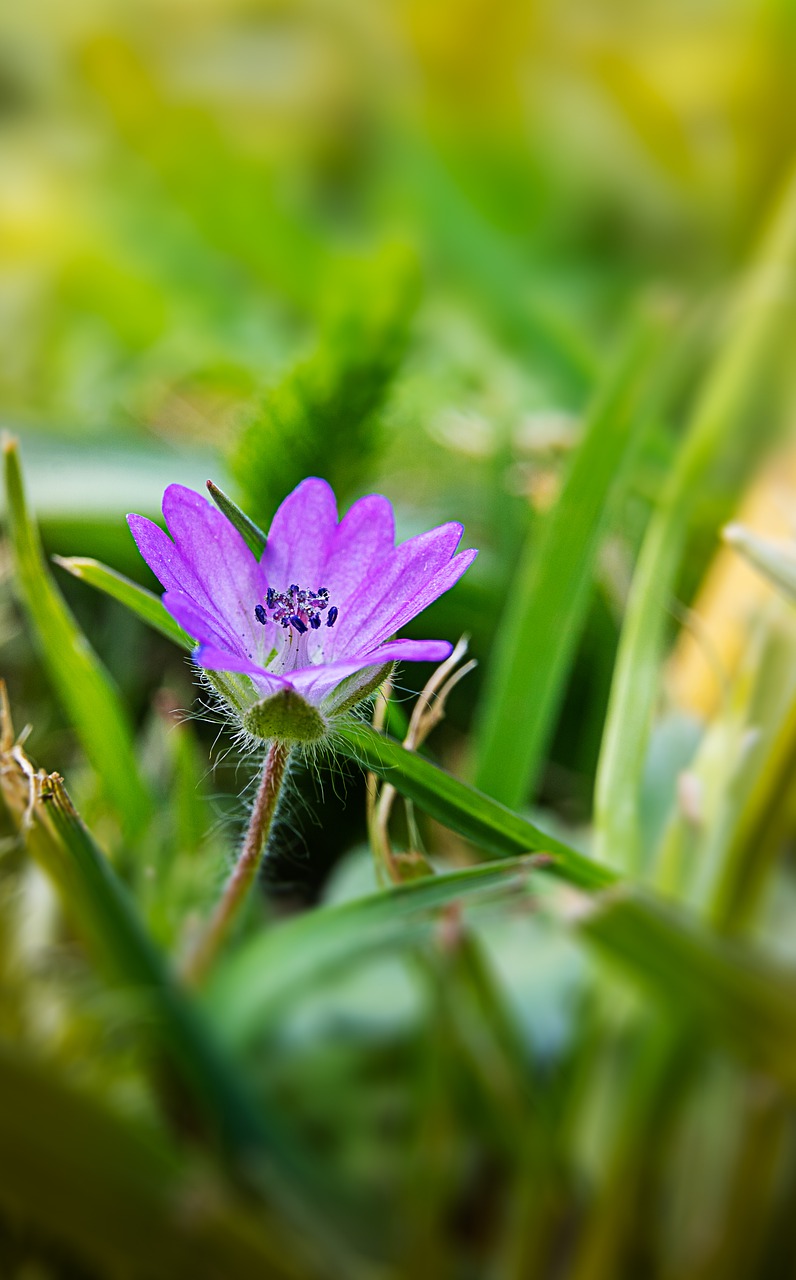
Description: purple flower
xmin=128 ymin=478 xmax=477 ymax=741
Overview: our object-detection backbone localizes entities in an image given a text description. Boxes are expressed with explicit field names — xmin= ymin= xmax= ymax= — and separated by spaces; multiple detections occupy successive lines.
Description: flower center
xmin=254 ymin=584 xmax=338 ymax=636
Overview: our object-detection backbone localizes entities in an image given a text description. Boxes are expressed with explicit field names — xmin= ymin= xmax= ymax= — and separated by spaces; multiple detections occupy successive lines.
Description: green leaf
xmin=53 ymin=555 xmax=193 ymax=651
xmin=0 ymin=736 xmax=355 ymax=1255
xmin=2 ymin=437 xmax=152 ymax=837
xmin=35 ymin=773 xmax=274 ymax=1174
xmin=571 ymin=885 xmax=796 ymax=1093
xmin=333 ymin=721 xmax=616 ymax=891
xmin=206 ymin=479 xmax=267 ymax=557
xmin=206 ymin=854 xmax=549 ymax=1048
xmin=229 ymin=241 xmax=420 ymax=518
xmin=473 ymin=318 xmax=663 ymax=808
xmin=0 ymin=1042 xmax=301 ymax=1280
xmin=594 ymin=161 xmax=796 ymax=874
xmin=723 ymin=523 xmax=796 ymax=601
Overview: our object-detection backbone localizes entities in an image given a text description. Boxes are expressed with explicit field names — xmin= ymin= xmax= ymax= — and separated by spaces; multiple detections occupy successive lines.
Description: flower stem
xmin=183 ymin=740 xmax=290 ymax=984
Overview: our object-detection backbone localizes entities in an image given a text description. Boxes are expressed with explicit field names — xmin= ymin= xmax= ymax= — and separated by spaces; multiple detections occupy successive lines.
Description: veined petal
xmin=162 ymin=484 xmax=265 ymax=651
xmin=263 ymin=477 xmax=338 ymax=591
xmin=287 ymin=637 xmax=453 ymax=702
xmin=195 ymin=643 xmax=290 ymax=697
xmin=127 ymin=514 xmax=189 ymax=594
xmin=365 ymin=548 xmax=478 ymax=650
xmin=329 ymin=522 xmax=466 ymax=657
xmin=162 ymin=590 xmax=249 ymax=659
xmin=321 ymin=493 xmax=395 ymax=607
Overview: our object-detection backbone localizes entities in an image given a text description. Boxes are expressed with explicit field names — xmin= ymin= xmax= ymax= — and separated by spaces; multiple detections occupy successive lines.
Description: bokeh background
xmin=3 ymin=1 xmax=796 ymax=1277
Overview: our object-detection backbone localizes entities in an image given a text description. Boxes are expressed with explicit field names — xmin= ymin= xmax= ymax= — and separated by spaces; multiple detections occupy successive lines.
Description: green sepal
xmin=242 ymin=687 xmax=327 ymax=743
xmin=322 ymin=662 xmax=393 ymax=717
xmin=206 ymin=480 xmax=267 ymax=558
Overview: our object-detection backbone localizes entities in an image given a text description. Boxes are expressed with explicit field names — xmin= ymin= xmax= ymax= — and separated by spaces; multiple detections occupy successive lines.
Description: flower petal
xmin=287 ymin=637 xmax=453 ymax=702
xmin=127 ymin=514 xmax=188 ymax=593
xmin=162 ymin=590 xmax=250 ymax=659
xmin=365 ymin=548 xmax=478 ymax=649
xmin=263 ymin=477 xmax=338 ymax=591
xmin=321 ymin=493 xmax=395 ymax=607
xmin=162 ymin=484 xmax=265 ymax=651
xmin=194 ymin=644 xmax=290 ymax=698
xmin=329 ymin=522 xmax=467 ymax=657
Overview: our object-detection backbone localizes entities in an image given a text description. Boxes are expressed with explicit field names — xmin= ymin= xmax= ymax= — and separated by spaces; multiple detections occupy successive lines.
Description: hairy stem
xmin=184 ymin=740 xmax=290 ymax=984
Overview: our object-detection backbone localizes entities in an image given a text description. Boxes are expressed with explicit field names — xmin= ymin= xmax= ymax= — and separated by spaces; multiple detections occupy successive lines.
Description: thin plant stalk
xmin=594 ymin=160 xmax=796 ymax=875
xmin=185 ymin=740 xmax=291 ymax=984
xmin=369 ymin=639 xmax=475 ymax=882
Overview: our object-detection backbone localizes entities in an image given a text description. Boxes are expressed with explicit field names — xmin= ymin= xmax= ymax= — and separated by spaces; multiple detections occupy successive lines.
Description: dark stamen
xmin=257 ymin=582 xmax=338 ymax=636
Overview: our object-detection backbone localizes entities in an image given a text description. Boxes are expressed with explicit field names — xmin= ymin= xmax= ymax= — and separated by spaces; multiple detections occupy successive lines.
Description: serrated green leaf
xmin=2 ymin=437 xmax=152 ymax=837
xmin=334 ymin=721 xmax=615 ymax=891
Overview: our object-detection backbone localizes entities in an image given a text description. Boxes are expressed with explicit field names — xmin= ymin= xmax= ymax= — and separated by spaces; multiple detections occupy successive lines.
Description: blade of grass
xmin=205 ymin=853 xmax=547 ymax=1048
xmin=53 ymin=555 xmax=193 ymax=650
xmin=0 ymin=1042 xmax=303 ymax=1280
xmin=569 ymin=885 xmax=796 ymax=1092
xmin=35 ymin=774 xmax=276 ymax=1173
xmin=3 ymin=437 xmax=152 ymax=837
xmin=473 ymin=318 xmax=662 ymax=808
xmin=594 ymin=162 xmax=796 ymax=874
xmin=334 ymin=721 xmax=616 ymax=890
xmin=0 ymin=706 xmax=381 ymax=1265
xmin=723 ymin=522 xmax=796 ymax=601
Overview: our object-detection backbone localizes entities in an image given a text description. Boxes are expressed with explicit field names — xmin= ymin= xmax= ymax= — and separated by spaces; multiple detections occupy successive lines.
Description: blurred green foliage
xmin=3 ymin=1 xmax=796 ymax=1278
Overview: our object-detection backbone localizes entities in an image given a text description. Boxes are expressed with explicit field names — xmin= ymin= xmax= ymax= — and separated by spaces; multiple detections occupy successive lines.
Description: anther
xmin=326 ymin=606 xmax=338 ymax=628
xmin=290 ymin=615 xmax=308 ymax=635
xmin=254 ymin=604 xmax=267 ymax=625
xmin=310 ymin=614 xmax=322 ymax=629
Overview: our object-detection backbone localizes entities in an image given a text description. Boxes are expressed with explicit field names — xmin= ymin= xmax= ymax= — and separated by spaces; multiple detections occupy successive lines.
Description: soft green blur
xmin=3 ymin=2 xmax=796 ymax=1278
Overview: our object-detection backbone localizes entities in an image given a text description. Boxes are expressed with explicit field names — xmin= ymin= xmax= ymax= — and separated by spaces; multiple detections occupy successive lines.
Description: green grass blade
xmin=594 ymin=162 xmax=796 ymax=874
xmin=36 ymin=774 xmax=274 ymax=1172
xmin=723 ymin=523 xmax=796 ymax=601
xmin=0 ymin=1043 xmax=301 ymax=1280
xmin=572 ymin=885 xmax=796 ymax=1093
xmin=206 ymin=480 xmax=267 ymax=557
xmin=53 ymin=555 xmax=193 ymax=650
xmin=206 ymin=854 xmax=547 ymax=1048
xmin=334 ymin=721 xmax=616 ymax=890
xmin=3 ymin=437 xmax=152 ymax=837
xmin=473 ymin=320 xmax=662 ymax=808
